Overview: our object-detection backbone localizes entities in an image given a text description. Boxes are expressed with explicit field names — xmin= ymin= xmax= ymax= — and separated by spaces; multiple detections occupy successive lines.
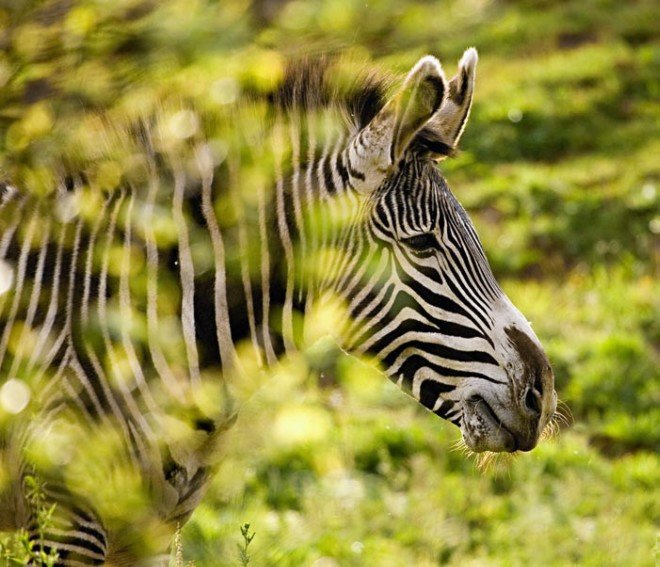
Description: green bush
xmin=1 ymin=1 xmax=657 ymax=565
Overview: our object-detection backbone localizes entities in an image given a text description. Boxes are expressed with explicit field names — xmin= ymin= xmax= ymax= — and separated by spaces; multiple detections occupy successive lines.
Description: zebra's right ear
xmin=415 ymin=48 xmax=478 ymax=160
xmin=346 ymin=56 xmax=446 ymax=193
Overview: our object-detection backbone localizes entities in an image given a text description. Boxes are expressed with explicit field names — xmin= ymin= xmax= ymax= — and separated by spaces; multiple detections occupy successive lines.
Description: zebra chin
xmin=458 ymin=392 xmax=543 ymax=453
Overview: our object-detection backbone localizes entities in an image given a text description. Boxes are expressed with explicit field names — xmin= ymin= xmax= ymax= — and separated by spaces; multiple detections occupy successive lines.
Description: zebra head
xmin=332 ymin=50 xmax=557 ymax=453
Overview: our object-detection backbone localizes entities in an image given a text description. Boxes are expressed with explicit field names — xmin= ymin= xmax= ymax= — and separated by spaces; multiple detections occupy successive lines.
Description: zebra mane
xmin=1 ymin=54 xmax=456 ymax=199
xmin=272 ymin=56 xmax=454 ymax=157
xmin=272 ymin=56 xmax=389 ymax=131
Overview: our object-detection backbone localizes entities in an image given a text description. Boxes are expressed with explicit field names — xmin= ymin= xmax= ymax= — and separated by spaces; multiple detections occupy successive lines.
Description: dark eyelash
xmin=400 ymin=233 xmax=437 ymax=252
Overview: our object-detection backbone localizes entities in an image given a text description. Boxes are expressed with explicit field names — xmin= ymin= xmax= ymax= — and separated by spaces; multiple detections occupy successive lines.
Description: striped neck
xmin=196 ymin=106 xmax=361 ymax=372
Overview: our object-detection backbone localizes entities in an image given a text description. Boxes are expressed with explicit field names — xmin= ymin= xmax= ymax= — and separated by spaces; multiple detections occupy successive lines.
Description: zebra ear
xmin=347 ymin=55 xmax=446 ymax=192
xmin=416 ymin=48 xmax=478 ymax=160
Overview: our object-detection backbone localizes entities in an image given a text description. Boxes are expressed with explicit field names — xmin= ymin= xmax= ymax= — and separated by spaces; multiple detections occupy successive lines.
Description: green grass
xmin=0 ymin=0 xmax=657 ymax=565
xmin=0 ymin=476 xmax=59 ymax=566
xmin=178 ymin=1 xmax=659 ymax=565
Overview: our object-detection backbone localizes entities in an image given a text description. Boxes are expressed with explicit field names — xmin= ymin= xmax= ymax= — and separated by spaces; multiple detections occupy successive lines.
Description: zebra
xmin=0 ymin=49 xmax=557 ymax=564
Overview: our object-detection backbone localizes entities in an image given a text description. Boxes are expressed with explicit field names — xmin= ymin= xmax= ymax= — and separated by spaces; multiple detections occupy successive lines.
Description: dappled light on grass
xmin=0 ymin=0 xmax=657 ymax=565
xmin=0 ymin=378 xmax=31 ymax=415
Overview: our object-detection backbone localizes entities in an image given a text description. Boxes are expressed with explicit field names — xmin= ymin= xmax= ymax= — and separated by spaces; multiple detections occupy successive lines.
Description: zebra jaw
xmin=460 ymin=394 xmax=522 ymax=453
xmin=456 ymin=323 xmax=556 ymax=454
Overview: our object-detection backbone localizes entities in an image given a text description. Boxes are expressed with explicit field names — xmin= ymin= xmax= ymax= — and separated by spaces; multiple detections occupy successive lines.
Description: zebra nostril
xmin=534 ymin=370 xmax=544 ymax=397
xmin=524 ymin=387 xmax=541 ymax=416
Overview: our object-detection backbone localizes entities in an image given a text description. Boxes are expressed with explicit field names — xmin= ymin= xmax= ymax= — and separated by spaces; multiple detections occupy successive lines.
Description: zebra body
xmin=0 ymin=50 xmax=556 ymax=564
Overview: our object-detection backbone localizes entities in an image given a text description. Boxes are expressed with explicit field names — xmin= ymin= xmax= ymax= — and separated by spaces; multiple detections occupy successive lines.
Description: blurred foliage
xmin=0 ymin=0 xmax=658 ymax=566
xmin=0 ymin=476 xmax=59 ymax=565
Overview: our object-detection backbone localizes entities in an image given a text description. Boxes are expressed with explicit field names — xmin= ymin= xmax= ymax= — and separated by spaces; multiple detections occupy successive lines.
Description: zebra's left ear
xmin=415 ymin=48 xmax=478 ymax=160
xmin=346 ymin=55 xmax=446 ymax=193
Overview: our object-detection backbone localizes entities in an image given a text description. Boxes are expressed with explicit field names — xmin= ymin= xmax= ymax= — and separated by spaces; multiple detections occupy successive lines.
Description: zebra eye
xmin=400 ymin=232 xmax=437 ymax=252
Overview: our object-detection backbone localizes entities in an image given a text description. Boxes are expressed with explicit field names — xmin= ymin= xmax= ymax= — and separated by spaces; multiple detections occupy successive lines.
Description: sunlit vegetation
xmin=0 ymin=0 xmax=657 ymax=565
xmin=0 ymin=476 xmax=59 ymax=566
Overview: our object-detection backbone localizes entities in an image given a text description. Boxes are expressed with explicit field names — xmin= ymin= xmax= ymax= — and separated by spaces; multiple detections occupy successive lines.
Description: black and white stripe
xmin=0 ymin=50 xmax=554 ymax=564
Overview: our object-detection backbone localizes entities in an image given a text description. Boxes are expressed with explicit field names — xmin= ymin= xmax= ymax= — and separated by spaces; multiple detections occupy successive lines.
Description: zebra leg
xmin=25 ymin=480 xmax=181 ymax=566
xmin=24 ymin=481 xmax=108 ymax=566
xmin=26 ymin=493 xmax=173 ymax=566
xmin=27 ymin=501 xmax=178 ymax=566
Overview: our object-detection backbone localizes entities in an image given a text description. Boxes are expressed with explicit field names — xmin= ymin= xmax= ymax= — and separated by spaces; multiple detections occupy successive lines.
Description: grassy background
xmin=0 ymin=0 xmax=657 ymax=565
xmin=180 ymin=2 xmax=659 ymax=565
